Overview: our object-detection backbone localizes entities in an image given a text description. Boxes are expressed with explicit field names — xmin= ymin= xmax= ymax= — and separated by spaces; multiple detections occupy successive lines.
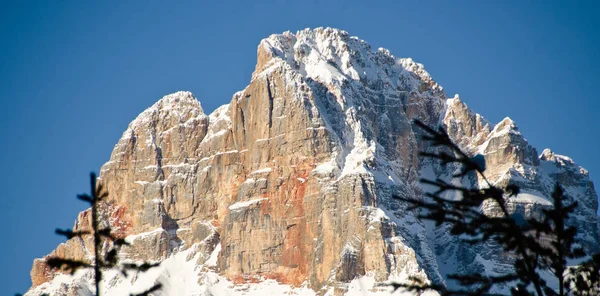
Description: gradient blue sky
xmin=1 ymin=1 xmax=599 ymax=293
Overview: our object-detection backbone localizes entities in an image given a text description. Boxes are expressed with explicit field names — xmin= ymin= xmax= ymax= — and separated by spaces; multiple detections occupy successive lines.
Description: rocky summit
xmin=26 ymin=28 xmax=599 ymax=295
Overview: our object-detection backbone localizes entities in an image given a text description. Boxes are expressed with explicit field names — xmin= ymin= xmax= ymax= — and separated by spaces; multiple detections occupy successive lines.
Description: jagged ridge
xmin=27 ymin=28 xmax=599 ymax=296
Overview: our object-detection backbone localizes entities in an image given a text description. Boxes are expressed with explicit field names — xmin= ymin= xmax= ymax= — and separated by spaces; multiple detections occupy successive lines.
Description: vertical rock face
xmin=27 ymin=28 xmax=599 ymax=295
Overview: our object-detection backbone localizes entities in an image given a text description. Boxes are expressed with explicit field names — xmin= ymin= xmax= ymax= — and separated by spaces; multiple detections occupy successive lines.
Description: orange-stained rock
xmin=27 ymin=28 xmax=599 ymax=296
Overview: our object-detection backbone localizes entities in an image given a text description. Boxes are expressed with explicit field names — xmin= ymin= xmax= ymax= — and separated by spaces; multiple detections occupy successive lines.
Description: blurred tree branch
xmin=390 ymin=120 xmax=600 ymax=296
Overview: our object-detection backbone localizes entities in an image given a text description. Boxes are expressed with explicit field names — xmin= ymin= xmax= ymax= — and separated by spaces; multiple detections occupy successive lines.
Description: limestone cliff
xmin=27 ymin=28 xmax=599 ymax=296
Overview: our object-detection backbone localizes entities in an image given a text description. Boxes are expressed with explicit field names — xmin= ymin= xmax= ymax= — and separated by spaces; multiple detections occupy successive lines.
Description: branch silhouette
xmin=20 ymin=173 xmax=162 ymax=296
xmin=390 ymin=120 xmax=600 ymax=296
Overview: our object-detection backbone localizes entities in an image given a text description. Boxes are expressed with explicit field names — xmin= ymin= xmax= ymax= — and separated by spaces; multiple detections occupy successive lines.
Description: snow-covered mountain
xmin=26 ymin=28 xmax=599 ymax=296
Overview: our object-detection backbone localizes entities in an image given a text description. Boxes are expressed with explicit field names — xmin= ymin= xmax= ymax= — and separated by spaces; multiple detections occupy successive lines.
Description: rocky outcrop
xmin=444 ymin=95 xmax=491 ymax=153
xmin=435 ymin=88 xmax=599 ymax=293
xmin=27 ymin=28 xmax=599 ymax=296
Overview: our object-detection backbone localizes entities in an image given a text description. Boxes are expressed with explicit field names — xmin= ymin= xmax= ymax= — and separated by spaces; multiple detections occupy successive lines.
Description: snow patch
xmin=228 ymin=198 xmax=268 ymax=211
xmin=510 ymin=192 xmax=552 ymax=206
xmin=125 ymin=228 xmax=165 ymax=244
xmin=312 ymin=159 xmax=337 ymax=175
xmin=250 ymin=167 xmax=272 ymax=175
xmin=205 ymin=243 xmax=221 ymax=267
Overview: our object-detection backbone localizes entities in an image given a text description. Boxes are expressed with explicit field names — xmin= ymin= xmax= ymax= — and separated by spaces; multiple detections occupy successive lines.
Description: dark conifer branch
xmin=29 ymin=172 xmax=161 ymax=296
xmin=391 ymin=119 xmax=600 ymax=296
xmin=129 ymin=283 xmax=162 ymax=296
xmin=45 ymin=258 xmax=92 ymax=275
xmin=55 ymin=228 xmax=91 ymax=240
xmin=90 ymin=173 xmax=102 ymax=296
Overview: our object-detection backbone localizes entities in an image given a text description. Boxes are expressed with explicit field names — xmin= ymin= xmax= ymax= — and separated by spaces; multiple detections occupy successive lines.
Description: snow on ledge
xmin=228 ymin=198 xmax=268 ymax=211
xmin=250 ymin=167 xmax=272 ymax=175
xmin=509 ymin=192 xmax=553 ymax=206
xmin=125 ymin=228 xmax=166 ymax=244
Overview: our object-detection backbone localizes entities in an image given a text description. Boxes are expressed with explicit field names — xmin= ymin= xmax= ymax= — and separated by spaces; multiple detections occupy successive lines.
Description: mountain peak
xmin=27 ymin=29 xmax=599 ymax=296
xmin=254 ymin=27 xmax=442 ymax=95
xmin=540 ymin=148 xmax=578 ymax=167
xmin=125 ymin=91 xmax=204 ymax=132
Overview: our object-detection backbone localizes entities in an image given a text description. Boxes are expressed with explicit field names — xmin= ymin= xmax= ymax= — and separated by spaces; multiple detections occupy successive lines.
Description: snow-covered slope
xmin=27 ymin=28 xmax=599 ymax=296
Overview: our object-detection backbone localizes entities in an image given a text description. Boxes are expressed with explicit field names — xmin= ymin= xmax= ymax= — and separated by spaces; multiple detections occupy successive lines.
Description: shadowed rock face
xmin=435 ymin=96 xmax=599 ymax=293
xmin=28 ymin=28 xmax=599 ymax=295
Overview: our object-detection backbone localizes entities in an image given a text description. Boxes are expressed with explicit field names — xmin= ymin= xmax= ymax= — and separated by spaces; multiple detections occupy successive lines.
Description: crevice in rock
xmin=155 ymin=148 xmax=163 ymax=178
xmin=239 ymin=108 xmax=246 ymax=142
xmin=266 ymin=77 xmax=274 ymax=133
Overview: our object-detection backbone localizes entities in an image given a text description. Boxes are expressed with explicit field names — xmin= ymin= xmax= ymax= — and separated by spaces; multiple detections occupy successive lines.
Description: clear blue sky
xmin=1 ymin=1 xmax=598 ymax=293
